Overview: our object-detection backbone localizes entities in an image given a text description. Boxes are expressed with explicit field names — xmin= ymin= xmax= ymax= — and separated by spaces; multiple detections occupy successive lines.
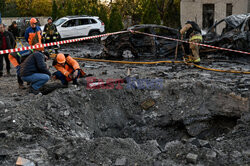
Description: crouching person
xmin=9 ymin=50 xmax=34 ymax=89
xmin=20 ymin=52 xmax=51 ymax=95
xmin=52 ymin=53 xmax=85 ymax=86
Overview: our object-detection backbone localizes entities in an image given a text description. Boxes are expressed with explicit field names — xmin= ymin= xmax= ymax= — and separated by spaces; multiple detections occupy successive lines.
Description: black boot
xmin=29 ymin=86 xmax=40 ymax=95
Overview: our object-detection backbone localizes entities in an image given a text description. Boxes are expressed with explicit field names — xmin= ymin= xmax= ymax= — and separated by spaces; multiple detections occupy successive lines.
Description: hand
xmin=181 ymin=35 xmax=184 ymax=40
xmin=73 ymin=70 xmax=79 ymax=79
xmin=68 ymin=73 xmax=73 ymax=79
xmin=51 ymin=75 xmax=57 ymax=81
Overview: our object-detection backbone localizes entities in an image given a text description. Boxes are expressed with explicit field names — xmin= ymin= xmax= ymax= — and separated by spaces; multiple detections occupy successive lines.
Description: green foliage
xmin=99 ymin=5 xmax=109 ymax=32
xmin=52 ymin=0 xmax=57 ymax=20
xmin=142 ymin=0 xmax=161 ymax=25
xmin=66 ymin=0 xmax=73 ymax=16
xmin=109 ymin=5 xmax=123 ymax=32
xmin=0 ymin=0 xmax=5 ymax=15
xmin=3 ymin=0 xmax=181 ymax=31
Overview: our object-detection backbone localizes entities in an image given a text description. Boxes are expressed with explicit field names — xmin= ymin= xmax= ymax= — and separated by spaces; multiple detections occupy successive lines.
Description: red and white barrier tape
xmin=2 ymin=29 xmax=249 ymax=56
xmin=131 ymin=30 xmax=250 ymax=55
xmin=0 ymin=31 xmax=129 ymax=55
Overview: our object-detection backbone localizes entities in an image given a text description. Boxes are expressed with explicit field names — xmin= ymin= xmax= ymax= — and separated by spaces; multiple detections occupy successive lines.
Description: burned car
xmin=203 ymin=14 xmax=250 ymax=52
xmin=104 ymin=24 xmax=180 ymax=58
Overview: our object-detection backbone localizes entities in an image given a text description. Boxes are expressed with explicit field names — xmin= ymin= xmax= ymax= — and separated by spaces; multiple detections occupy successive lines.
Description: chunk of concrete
xmin=242 ymin=150 xmax=250 ymax=157
xmin=0 ymin=130 xmax=8 ymax=138
xmin=206 ymin=150 xmax=217 ymax=160
xmin=186 ymin=122 xmax=210 ymax=136
xmin=164 ymin=140 xmax=182 ymax=151
xmin=186 ymin=153 xmax=198 ymax=164
xmin=115 ymin=157 xmax=127 ymax=166
xmin=231 ymin=151 xmax=242 ymax=158
xmin=1 ymin=116 xmax=11 ymax=123
xmin=0 ymin=101 xmax=5 ymax=110
xmin=16 ymin=157 xmax=35 ymax=166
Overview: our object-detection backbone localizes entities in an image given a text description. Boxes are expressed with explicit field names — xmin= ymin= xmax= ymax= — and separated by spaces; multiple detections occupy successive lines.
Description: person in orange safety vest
xmin=52 ymin=53 xmax=85 ymax=86
xmin=24 ymin=18 xmax=44 ymax=51
xmin=8 ymin=50 xmax=34 ymax=89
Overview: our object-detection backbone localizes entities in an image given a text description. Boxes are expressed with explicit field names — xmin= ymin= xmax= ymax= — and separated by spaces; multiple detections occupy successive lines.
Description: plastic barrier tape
xmin=0 ymin=31 xmax=129 ymax=55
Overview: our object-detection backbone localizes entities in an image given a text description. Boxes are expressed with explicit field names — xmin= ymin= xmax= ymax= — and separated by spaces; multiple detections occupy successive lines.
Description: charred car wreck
xmin=203 ymin=14 xmax=250 ymax=52
xmin=104 ymin=14 xmax=250 ymax=59
xmin=104 ymin=24 xmax=180 ymax=58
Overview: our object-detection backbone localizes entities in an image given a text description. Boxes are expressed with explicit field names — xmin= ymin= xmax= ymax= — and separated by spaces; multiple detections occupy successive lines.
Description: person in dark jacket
xmin=20 ymin=51 xmax=51 ymax=94
xmin=0 ymin=23 xmax=16 ymax=76
xmin=8 ymin=21 xmax=20 ymax=39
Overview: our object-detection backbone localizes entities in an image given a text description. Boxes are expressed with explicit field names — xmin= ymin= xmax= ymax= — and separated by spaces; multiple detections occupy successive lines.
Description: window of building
xmin=226 ymin=3 xmax=233 ymax=17
xmin=203 ymin=4 xmax=215 ymax=29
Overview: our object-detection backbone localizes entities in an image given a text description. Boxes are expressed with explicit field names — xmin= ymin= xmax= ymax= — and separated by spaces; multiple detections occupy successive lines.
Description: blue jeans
xmin=53 ymin=70 xmax=80 ymax=85
xmin=21 ymin=73 xmax=50 ymax=90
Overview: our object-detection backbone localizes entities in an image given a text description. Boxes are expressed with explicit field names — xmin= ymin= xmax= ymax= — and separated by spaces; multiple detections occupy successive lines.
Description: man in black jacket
xmin=0 ymin=23 xmax=16 ymax=76
xmin=8 ymin=21 xmax=20 ymax=39
xmin=20 ymin=52 xmax=51 ymax=95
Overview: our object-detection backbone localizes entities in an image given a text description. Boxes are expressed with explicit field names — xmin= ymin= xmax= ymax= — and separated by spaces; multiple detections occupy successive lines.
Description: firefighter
xmin=180 ymin=21 xmax=203 ymax=63
xmin=24 ymin=18 xmax=44 ymax=51
xmin=52 ymin=53 xmax=85 ymax=86
xmin=43 ymin=17 xmax=59 ymax=53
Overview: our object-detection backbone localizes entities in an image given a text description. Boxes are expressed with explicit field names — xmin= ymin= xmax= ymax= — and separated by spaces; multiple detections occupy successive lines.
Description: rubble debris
xmin=141 ymin=99 xmax=156 ymax=110
xmin=186 ymin=153 xmax=198 ymax=164
xmin=0 ymin=101 xmax=5 ymax=110
xmin=242 ymin=150 xmax=250 ymax=157
xmin=1 ymin=116 xmax=11 ymax=123
xmin=0 ymin=130 xmax=8 ymax=138
xmin=16 ymin=157 xmax=35 ymax=166
xmin=206 ymin=150 xmax=217 ymax=160
xmin=189 ymin=138 xmax=211 ymax=148
xmin=0 ymin=55 xmax=249 ymax=165
xmin=115 ymin=157 xmax=128 ymax=166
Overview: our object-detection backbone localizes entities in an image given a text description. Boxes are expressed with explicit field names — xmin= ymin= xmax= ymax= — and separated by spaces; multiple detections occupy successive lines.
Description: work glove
xmin=68 ymin=73 xmax=73 ymax=79
xmin=73 ymin=70 xmax=79 ymax=79
xmin=16 ymin=65 xmax=21 ymax=76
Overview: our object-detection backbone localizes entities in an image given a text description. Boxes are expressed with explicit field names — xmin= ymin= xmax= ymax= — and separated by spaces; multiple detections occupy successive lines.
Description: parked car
xmin=203 ymin=13 xmax=250 ymax=52
xmin=43 ymin=15 xmax=105 ymax=40
xmin=104 ymin=24 xmax=180 ymax=58
xmin=16 ymin=17 xmax=41 ymax=37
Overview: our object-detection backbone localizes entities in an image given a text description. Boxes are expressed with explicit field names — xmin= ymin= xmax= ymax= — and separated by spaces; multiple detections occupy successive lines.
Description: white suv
xmin=51 ymin=15 xmax=105 ymax=39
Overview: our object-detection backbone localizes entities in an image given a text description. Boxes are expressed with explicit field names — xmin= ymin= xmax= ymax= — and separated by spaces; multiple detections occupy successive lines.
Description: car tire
xmin=89 ymin=31 xmax=101 ymax=43
xmin=117 ymin=45 xmax=139 ymax=59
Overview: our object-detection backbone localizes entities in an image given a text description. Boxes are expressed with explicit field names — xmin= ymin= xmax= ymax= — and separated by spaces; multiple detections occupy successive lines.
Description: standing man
xmin=25 ymin=18 xmax=44 ymax=51
xmin=52 ymin=53 xmax=85 ymax=86
xmin=180 ymin=21 xmax=203 ymax=63
xmin=0 ymin=23 xmax=16 ymax=76
xmin=20 ymin=51 xmax=51 ymax=95
xmin=8 ymin=21 xmax=20 ymax=39
xmin=43 ymin=17 xmax=59 ymax=53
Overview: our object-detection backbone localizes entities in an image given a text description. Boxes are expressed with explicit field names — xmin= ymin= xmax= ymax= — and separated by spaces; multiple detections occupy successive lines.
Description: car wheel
xmin=118 ymin=45 xmax=139 ymax=59
xmin=122 ymin=50 xmax=134 ymax=58
xmin=89 ymin=31 xmax=101 ymax=43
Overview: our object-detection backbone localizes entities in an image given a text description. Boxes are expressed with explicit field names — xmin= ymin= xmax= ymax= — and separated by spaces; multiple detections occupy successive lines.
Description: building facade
xmin=181 ymin=0 xmax=250 ymax=31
